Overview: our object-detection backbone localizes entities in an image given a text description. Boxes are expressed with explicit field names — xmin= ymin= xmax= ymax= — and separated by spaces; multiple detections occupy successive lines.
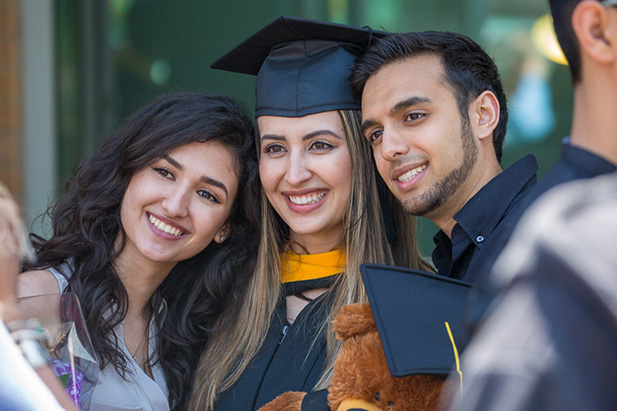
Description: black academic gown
xmin=214 ymin=295 xmax=330 ymax=411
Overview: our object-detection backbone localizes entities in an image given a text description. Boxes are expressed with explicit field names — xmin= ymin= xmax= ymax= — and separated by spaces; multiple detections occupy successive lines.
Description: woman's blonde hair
xmin=189 ymin=110 xmax=431 ymax=410
xmin=0 ymin=182 xmax=34 ymax=262
xmin=0 ymin=182 xmax=35 ymax=320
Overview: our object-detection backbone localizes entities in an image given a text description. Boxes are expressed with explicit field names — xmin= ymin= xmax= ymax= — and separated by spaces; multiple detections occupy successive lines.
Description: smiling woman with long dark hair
xmin=18 ymin=92 xmax=260 ymax=411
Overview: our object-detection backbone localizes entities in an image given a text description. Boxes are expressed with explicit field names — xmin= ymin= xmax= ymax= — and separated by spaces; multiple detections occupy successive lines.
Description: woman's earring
xmin=217 ymin=225 xmax=230 ymax=243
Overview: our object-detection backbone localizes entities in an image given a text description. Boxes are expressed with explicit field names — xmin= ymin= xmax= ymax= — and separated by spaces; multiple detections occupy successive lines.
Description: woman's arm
xmin=12 ymin=270 xmax=77 ymax=411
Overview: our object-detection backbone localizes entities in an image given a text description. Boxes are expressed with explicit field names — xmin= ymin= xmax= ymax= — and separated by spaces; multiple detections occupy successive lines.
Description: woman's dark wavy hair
xmin=24 ymin=92 xmax=260 ymax=410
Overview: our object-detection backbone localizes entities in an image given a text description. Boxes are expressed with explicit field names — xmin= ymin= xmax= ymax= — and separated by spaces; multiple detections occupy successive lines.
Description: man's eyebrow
xmin=361 ymin=96 xmax=432 ymax=134
xmin=361 ymin=119 xmax=380 ymax=134
xmin=389 ymin=96 xmax=432 ymax=116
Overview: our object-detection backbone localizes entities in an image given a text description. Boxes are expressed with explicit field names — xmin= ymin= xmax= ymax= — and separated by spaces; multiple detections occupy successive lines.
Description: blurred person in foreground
xmin=449 ymin=0 xmax=617 ymax=409
xmin=0 ymin=182 xmax=76 ymax=410
xmin=459 ymin=0 xmax=617 ymax=349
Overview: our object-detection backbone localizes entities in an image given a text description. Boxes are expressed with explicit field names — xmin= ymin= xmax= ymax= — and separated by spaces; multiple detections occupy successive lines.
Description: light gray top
xmin=50 ymin=267 xmax=169 ymax=411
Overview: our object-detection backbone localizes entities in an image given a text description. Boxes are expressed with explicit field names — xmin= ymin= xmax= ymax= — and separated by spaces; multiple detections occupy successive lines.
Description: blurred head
xmin=549 ymin=0 xmax=585 ymax=82
xmin=0 ymin=182 xmax=34 ymax=312
xmin=549 ymin=0 xmax=617 ymax=84
xmin=0 ymin=183 xmax=34 ymax=262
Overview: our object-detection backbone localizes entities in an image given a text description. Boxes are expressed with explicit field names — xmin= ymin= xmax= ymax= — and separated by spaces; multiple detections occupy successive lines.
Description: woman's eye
xmin=310 ymin=140 xmax=334 ymax=151
xmin=264 ymin=143 xmax=286 ymax=154
xmin=153 ymin=167 xmax=174 ymax=179
xmin=198 ymin=190 xmax=221 ymax=204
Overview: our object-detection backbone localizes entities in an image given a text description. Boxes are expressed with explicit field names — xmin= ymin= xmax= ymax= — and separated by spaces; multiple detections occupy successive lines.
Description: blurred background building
xmin=2 ymin=0 xmax=571 ymax=253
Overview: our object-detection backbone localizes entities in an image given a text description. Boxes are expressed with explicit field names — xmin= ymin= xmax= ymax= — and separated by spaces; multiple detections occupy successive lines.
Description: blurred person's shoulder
xmin=17 ymin=270 xmax=61 ymax=298
xmin=494 ymin=171 xmax=617 ymax=289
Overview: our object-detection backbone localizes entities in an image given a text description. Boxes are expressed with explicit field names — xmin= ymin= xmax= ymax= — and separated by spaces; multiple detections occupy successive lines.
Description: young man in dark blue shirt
xmin=349 ymin=35 xmax=541 ymax=398
xmin=351 ymin=25 xmax=616 ymax=353
xmin=350 ymin=31 xmax=538 ymax=287
xmin=350 ymin=32 xmax=539 ymax=352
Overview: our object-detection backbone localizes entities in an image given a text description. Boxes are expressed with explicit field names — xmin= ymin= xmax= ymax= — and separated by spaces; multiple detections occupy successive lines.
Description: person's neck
xmin=113 ymin=251 xmax=174 ymax=316
xmin=570 ymin=78 xmax=617 ymax=166
xmin=289 ymin=231 xmax=342 ymax=255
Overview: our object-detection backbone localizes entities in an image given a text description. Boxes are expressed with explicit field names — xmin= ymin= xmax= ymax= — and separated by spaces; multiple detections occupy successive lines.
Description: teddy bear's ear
xmin=257 ymin=391 xmax=306 ymax=411
xmin=332 ymin=303 xmax=377 ymax=340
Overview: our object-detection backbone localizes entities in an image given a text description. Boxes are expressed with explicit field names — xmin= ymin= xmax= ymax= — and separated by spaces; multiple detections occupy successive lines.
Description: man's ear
xmin=471 ymin=90 xmax=499 ymax=142
xmin=573 ymin=0 xmax=617 ymax=64
xmin=214 ymin=223 xmax=230 ymax=244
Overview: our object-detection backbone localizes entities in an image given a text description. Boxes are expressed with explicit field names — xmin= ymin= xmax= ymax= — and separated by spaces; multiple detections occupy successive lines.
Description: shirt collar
xmin=561 ymin=138 xmax=617 ymax=177
xmin=451 ymin=154 xmax=539 ymax=247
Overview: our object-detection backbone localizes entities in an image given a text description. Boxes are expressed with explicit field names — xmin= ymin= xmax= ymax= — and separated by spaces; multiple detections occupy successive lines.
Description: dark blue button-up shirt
xmin=432 ymin=154 xmax=539 ymax=282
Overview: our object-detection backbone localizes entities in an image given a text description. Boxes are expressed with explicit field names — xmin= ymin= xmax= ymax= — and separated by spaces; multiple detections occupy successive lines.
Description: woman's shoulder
xmin=17 ymin=270 xmax=62 ymax=298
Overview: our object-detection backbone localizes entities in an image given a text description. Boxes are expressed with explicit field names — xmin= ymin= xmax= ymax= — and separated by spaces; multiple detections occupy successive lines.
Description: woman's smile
xmin=147 ymin=212 xmax=187 ymax=238
xmin=284 ymin=189 xmax=328 ymax=212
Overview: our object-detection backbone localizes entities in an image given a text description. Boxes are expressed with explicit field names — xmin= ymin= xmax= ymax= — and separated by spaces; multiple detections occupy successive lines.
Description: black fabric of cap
xmin=211 ymin=15 xmax=379 ymax=117
xmin=361 ymin=263 xmax=472 ymax=377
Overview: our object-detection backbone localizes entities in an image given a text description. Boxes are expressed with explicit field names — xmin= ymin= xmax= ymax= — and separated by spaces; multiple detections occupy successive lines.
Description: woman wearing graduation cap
xmin=190 ymin=16 xmax=431 ymax=411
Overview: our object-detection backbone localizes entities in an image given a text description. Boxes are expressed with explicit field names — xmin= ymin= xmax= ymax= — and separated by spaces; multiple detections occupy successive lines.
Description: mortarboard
xmin=211 ymin=15 xmax=379 ymax=117
xmin=361 ymin=263 xmax=472 ymax=377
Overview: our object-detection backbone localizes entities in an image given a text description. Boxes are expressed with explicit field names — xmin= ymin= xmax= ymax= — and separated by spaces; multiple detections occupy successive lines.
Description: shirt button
xmin=476 ymin=235 xmax=485 ymax=243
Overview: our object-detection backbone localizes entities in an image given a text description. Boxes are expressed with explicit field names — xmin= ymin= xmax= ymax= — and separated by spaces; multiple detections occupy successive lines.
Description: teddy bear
xmin=259 ymin=303 xmax=452 ymax=411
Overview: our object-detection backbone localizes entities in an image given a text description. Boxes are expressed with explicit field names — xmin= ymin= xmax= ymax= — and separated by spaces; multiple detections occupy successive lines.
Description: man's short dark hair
xmin=549 ymin=0 xmax=583 ymax=83
xmin=350 ymin=31 xmax=508 ymax=162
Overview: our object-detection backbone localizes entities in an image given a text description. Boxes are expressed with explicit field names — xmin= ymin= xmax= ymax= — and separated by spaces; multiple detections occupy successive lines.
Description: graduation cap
xmin=361 ymin=263 xmax=472 ymax=377
xmin=211 ymin=15 xmax=379 ymax=117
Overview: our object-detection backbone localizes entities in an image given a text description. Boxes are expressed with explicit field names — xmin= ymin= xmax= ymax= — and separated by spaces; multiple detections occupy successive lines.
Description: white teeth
xmin=148 ymin=214 xmax=184 ymax=237
xmin=397 ymin=165 xmax=427 ymax=183
xmin=289 ymin=191 xmax=327 ymax=205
